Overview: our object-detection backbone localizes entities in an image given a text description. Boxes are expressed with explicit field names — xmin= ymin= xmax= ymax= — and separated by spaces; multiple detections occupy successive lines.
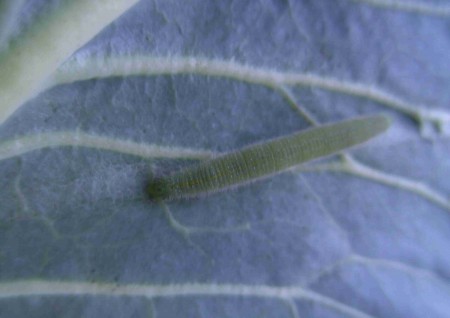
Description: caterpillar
xmin=147 ymin=114 xmax=390 ymax=201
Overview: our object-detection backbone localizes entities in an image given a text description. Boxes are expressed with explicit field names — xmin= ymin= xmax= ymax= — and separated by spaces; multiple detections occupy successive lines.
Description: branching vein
xmin=51 ymin=56 xmax=450 ymax=133
xmin=0 ymin=280 xmax=375 ymax=318
xmin=0 ymin=131 xmax=214 ymax=161
xmin=298 ymin=154 xmax=450 ymax=211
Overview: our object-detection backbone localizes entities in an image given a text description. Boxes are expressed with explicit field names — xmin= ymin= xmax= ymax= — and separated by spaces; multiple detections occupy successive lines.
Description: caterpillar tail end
xmin=373 ymin=114 xmax=392 ymax=134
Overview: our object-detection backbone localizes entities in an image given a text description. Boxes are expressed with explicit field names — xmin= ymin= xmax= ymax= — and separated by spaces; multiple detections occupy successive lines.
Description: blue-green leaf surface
xmin=0 ymin=0 xmax=449 ymax=317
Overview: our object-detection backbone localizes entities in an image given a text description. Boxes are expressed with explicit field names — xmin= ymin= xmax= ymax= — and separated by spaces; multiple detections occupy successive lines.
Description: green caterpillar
xmin=148 ymin=114 xmax=390 ymax=201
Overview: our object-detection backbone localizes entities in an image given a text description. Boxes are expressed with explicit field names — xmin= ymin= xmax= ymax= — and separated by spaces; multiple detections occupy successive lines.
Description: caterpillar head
xmin=147 ymin=178 xmax=171 ymax=201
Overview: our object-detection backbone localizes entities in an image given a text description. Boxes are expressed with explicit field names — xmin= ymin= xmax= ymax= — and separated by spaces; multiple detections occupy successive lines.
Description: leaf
xmin=0 ymin=0 xmax=449 ymax=317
